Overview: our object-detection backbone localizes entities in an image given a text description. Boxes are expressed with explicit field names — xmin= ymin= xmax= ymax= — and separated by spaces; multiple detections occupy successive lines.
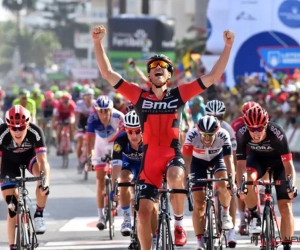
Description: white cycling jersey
xmin=182 ymin=127 xmax=232 ymax=161
xmin=75 ymin=99 xmax=96 ymax=115
xmin=221 ymin=121 xmax=237 ymax=151
xmin=87 ymin=108 xmax=125 ymax=168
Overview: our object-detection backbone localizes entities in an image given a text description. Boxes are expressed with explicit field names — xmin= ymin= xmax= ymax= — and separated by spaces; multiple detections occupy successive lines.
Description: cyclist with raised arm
xmin=236 ymin=106 xmax=297 ymax=250
xmin=75 ymin=88 xmax=96 ymax=173
xmin=183 ymin=115 xmax=235 ymax=250
xmin=91 ymin=25 xmax=235 ymax=250
xmin=231 ymin=101 xmax=261 ymax=233
xmin=0 ymin=105 xmax=50 ymax=250
xmin=86 ymin=95 xmax=124 ymax=230
xmin=205 ymin=100 xmax=237 ymax=244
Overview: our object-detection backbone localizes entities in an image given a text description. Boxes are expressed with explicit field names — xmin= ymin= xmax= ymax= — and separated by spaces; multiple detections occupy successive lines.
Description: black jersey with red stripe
xmin=114 ymin=78 xmax=206 ymax=149
xmin=236 ymin=122 xmax=291 ymax=162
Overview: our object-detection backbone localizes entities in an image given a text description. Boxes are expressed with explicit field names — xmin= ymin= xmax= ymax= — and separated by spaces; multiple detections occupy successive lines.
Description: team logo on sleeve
xmin=113 ymin=143 xmax=122 ymax=152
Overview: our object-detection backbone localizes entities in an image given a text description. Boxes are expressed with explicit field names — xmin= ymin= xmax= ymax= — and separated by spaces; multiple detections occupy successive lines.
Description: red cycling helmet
xmin=5 ymin=105 xmax=31 ymax=127
xmin=243 ymin=106 xmax=269 ymax=127
xmin=45 ymin=90 xmax=54 ymax=99
xmin=241 ymin=101 xmax=261 ymax=115
xmin=61 ymin=93 xmax=71 ymax=101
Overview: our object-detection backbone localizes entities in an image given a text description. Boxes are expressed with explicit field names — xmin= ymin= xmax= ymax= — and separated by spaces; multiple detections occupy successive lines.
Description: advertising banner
xmin=108 ymin=15 xmax=175 ymax=61
xmin=206 ymin=0 xmax=300 ymax=88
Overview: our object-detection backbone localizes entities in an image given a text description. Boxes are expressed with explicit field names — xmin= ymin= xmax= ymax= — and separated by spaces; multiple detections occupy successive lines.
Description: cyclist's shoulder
xmin=87 ymin=112 xmax=99 ymax=124
xmin=27 ymin=123 xmax=44 ymax=140
xmin=111 ymin=108 xmax=125 ymax=119
xmin=0 ymin=123 xmax=9 ymax=133
xmin=185 ymin=128 xmax=200 ymax=142
xmin=76 ymin=99 xmax=84 ymax=105
xmin=266 ymin=121 xmax=286 ymax=141
xmin=216 ymin=128 xmax=231 ymax=141
xmin=27 ymin=98 xmax=36 ymax=105
xmin=116 ymin=131 xmax=127 ymax=140
xmin=114 ymin=132 xmax=128 ymax=147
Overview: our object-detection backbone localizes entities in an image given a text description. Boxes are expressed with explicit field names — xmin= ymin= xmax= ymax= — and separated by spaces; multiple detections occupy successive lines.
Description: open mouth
xmin=155 ymin=72 xmax=163 ymax=77
xmin=15 ymin=135 xmax=22 ymax=139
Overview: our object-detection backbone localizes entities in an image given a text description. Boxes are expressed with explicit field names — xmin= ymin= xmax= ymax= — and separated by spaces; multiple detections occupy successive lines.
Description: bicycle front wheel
xmin=157 ymin=213 xmax=173 ymax=250
xmin=106 ymin=179 xmax=114 ymax=240
xmin=262 ymin=206 xmax=275 ymax=250
xmin=205 ymin=200 xmax=215 ymax=250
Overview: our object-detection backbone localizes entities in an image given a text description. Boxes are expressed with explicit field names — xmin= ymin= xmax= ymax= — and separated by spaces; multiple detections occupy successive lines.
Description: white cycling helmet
xmin=94 ymin=95 xmax=113 ymax=110
xmin=124 ymin=111 xmax=140 ymax=128
xmin=82 ymin=88 xmax=94 ymax=96
xmin=205 ymin=100 xmax=226 ymax=116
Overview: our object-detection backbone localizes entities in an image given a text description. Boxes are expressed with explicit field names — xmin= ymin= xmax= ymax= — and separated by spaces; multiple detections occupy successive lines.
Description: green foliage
xmin=0 ymin=21 xmax=61 ymax=73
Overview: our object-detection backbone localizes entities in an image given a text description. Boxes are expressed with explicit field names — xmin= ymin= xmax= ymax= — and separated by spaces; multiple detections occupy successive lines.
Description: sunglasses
xmin=149 ymin=60 xmax=169 ymax=69
xmin=126 ymin=128 xmax=141 ymax=135
xmin=10 ymin=126 xmax=27 ymax=132
xmin=97 ymin=108 xmax=109 ymax=114
xmin=247 ymin=126 xmax=265 ymax=132
xmin=201 ymin=132 xmax=215 ymax=138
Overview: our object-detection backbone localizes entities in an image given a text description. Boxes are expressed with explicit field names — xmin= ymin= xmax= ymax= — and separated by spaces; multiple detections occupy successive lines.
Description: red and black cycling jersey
xmin=114 ymin=78 xmax=206 ymax=149
xmin=236 ymin=121 xmax=291 ymax=162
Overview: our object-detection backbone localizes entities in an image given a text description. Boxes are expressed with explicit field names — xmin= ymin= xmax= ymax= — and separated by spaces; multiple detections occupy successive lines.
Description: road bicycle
xmin=86 ymin=151 xmax=117 ymax=240
xmin=135 ymin=174 xmax=193 ymax=250
xmin=79 ymin=129 xmax=88 ymax=180
xmin=188 ymin=169 xmax=233 ymax=250
xmin=114 ymin=181 xmax=140 ymax=250
xmin=42 ymin=117 xmax=54 ymax=154
xmin=59 ymin=120 xmax=72 ymax=168
xmin=240 ymin=169 xmax=295 ymax=250
xmin=0 ymin=165 xmax=45 ymax=250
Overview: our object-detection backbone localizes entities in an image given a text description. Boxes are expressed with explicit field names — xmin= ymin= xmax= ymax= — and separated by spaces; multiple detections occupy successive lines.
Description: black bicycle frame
xmin=114 ymin=181 xmax=140 ymax=249
xmin=0 ymin=165 xmax=45 ymax=250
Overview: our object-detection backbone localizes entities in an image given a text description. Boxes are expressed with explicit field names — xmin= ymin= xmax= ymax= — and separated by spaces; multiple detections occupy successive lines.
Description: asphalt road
xmin=1 ymin=148 xmax=300 ymax=250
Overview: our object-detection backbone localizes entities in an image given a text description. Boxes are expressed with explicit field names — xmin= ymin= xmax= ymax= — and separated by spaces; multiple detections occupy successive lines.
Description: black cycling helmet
xmin=146 ymin=54 xmax=174 ymax=76
xmin=197 ymin=115 xmax=220 ymax=134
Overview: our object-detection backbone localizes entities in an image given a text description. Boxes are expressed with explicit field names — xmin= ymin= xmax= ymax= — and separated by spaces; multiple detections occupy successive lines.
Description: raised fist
xmin=223 ymin=30 xmax=235 ymax=47
xmin=91 ymin=25 xmax=106 ymax=41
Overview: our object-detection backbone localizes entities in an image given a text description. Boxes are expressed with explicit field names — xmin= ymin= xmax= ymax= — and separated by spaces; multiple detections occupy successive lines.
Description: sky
xmin=0 ymin=0 xmax=16 ymax=22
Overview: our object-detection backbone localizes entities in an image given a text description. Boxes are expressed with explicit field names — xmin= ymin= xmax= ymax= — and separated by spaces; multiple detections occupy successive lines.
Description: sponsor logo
xmin=112 ymin=29 xmax=153 ymax=49
xmin=208 ymin=149 xmax=220 ymax=154
xmin=113 ymin=143 xmax=122 ymax=153
xmin=187 ymin=131 xmax=198 ymax=143
xmin=270 ymin=126 xmax=284 ymax=140
xmin=142 ymin=99 xmax=178 ymax=110
xmin=250 ymin=145 xmax=273 ymax=151
xmin=238 ymin=126 xmax=247 ymax=135
xmin=218 ymin=132 xmax=228 ymax=142
xmin=278 ymin=0 xmax=300 ymax=28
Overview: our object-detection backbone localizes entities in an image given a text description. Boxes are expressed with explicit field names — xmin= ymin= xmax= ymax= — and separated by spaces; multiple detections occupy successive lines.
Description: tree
xmin=2 ymin=0 xmax=35 ymax=12
xmin=0 ymin=21 xmax=61 ymax=73
xmin=38 ymin=0 xmax=89 ymax=49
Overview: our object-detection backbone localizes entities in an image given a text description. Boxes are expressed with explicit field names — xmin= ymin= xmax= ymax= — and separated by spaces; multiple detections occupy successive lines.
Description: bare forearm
xmin=224 ymin=155 xmax=235 ymax=183
xmin=283 ymin=161 xmax=296 ymax=187
xmin=236 ymin=160 xmax=246 ymax=187
xmin=207 ymin=45 xmax=232 ymax=85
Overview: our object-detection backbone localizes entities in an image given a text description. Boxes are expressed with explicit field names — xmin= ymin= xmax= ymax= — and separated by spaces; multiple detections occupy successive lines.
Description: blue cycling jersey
xmin=112 ymin=131 xmax=143 ymax=180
